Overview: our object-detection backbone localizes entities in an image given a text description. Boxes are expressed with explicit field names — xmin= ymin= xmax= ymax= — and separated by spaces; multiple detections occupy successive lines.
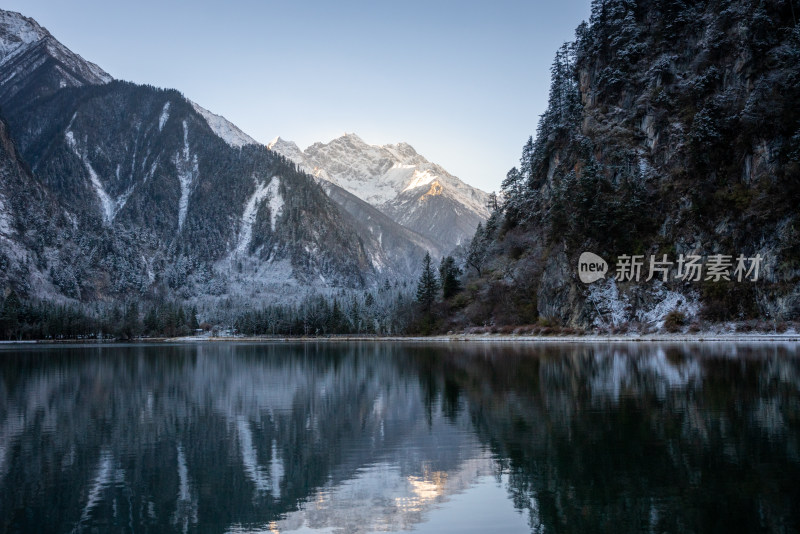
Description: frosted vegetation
xmin=0 ymin=4 xmax=799 ymax=338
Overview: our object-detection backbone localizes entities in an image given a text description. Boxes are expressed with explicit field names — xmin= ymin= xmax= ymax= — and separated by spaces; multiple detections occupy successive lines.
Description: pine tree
xmin=328 ymin=299 xmax=345 ymax=334
xmin=143 ymin=306 xmax=159 ymax=335
xmin=486 ymin=192 xmax=500 ymax=212
xmin=501 ymin=167 xmax=524 ymax=223
xmin=189 ymin=306 xmax=200 ymax=331
xmin=122 ymin=301 xmax=140 ymax=339
xmin=466 ymin=223 xmax=487 ymax=277
xmin=349 ymin=295 xmax=361 ymax=334
xmin=501 ymin=167 xmax=523 ymax=198
xmin=1 ymin=291 xmax=21 ymax=340
xmin=438 ymin=256 xmax=463 ymax=299
xmin=520 ymin=136 xmax=535 ymax=182
xmin=415 ymin=252 xmax=439 ymax=313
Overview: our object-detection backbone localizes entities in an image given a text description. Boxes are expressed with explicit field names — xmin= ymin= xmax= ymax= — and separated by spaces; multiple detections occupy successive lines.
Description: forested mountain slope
xmin=0 ymin=8 xmax=381 ymax=305
xmin=456 ymin=0 xmax=800 ymax=328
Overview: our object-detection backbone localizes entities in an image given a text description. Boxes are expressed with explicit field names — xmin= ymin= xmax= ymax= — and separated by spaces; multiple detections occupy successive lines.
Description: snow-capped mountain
xmin=0 ymin=7 xmax=478 ymax=307
xmin=0 ymin=8 xmax=381 ymax=303
xmin=268 ymin=133 xmax=489 ymax=252
xmin=267 ymin=136 xmax=446 ymax=273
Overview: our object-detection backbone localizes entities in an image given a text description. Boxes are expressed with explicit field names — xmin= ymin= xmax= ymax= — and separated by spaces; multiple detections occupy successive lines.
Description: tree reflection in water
xmin=0 ymin=342 xmax=798 ymax=533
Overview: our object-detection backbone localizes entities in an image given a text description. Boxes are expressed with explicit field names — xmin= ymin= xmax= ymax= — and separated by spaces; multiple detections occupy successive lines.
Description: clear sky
xmin=5 ymin=0 xmax=592 ymax=193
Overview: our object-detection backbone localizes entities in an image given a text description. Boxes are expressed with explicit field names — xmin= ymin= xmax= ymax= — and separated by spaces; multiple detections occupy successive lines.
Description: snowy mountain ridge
xmin=271 ymin=133 xmax=487 ymax=213
xmin=0 ymin=9 xmax=256 ymax=152
xmin=0 ymin=6 xmax=484 ymax=307
xmin=268 ymin=133 xmax=489 ymax=252
xmin=189 ymin=101 xmax=257 ymax=148
xmin=0 ymin=10 xmax=48 ymax=60
xmin=0 ymin=9 xmax=111 ymax=87
xmin=0 ymin=7 xmax=487 ymax=257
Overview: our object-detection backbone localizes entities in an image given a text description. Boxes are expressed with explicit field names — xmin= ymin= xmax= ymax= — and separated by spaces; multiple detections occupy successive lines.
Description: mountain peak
xmin=0 ymin=9 xmax=49 ymax=63
xmin=267 ymin=136 xmax=309 ymax=171
xmin=0 ymin=8 xmax=111 ymax=106
xmin=333 ymin=132 xmax=369 ymax=146
xmin=269 ymin=132 xmax=489 ymax=252
xmin=267 ymin=136 xmax=297 ymax=150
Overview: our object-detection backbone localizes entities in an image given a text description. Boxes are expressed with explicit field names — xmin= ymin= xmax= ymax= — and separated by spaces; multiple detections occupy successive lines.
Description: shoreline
xmin=3 ymin=332 xmax=799 ymax=345
xmin=169 ymin=333 xmax=800 ymax=343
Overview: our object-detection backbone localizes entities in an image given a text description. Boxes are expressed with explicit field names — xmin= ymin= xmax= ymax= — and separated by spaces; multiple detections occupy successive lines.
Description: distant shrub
xmin=611 ymin=323 xmax=630 ymax=334
xmin=735 ymin=322 xmax=754 ymax=332
xmin=664 ymin=310 xmax=686 ymax=332
xmin=700 ymin=281 xmax=759 ymax=321
xmin=537 ymin=317 xmax=560 ymax=328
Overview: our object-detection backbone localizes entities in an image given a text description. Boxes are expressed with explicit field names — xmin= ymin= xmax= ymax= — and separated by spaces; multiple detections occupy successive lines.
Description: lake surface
xmin=0 ymin=342 xmax=798 ymax=533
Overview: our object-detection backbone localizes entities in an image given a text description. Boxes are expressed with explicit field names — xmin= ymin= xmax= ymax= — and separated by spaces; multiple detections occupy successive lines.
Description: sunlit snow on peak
xmin=189 ymin=101 xmax=257 ymax=148
xmin=402 ymin=169 xmax=437 ymax=192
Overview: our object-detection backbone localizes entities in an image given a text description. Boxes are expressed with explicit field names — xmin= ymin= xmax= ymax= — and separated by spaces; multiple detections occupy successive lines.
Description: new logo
xmin=578 ymin=252 xmax=608 ymax=284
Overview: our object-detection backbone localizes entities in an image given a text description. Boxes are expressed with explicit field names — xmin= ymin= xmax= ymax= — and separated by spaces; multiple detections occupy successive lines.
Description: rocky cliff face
xmin=459 ymin=0 xmax=800 ymax=328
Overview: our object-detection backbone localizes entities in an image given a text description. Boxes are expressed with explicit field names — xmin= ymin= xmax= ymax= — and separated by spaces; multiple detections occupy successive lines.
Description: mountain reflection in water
xmin=0 ymin=342 xmax=798 ymax=533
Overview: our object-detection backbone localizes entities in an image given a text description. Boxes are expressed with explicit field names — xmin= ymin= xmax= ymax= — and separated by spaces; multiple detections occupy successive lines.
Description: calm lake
xmin=0 ymin=342 xmax=798 ymax=533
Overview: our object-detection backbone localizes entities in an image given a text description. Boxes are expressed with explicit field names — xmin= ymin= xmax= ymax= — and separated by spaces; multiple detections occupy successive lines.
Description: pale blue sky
xmin=5 ymin=0 xmax=592 ymax=192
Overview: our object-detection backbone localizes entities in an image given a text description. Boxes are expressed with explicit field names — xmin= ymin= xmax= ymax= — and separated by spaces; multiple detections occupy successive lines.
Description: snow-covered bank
xmin=161 ymin=333 xmax=800 ymax=344
xmin=3 ymin=331 xmax=797 ymax=346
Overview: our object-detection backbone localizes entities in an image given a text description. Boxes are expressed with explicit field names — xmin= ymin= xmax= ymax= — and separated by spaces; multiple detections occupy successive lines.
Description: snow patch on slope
xmin=65 ymin=126 xmax=124 ymax=225
xmin=0 ymin=196 xmax=14 ymax=236
xmin=189 ymin=100 xmax=257 ymax=148
xmin=267 ymin=136 xmax=304 ymax=162
xmin=43 ymin=37 xmax=111 ymax=83
xmin=175 ymin=120 xmax=199 ymax=231
xmin=587 ymin=278 xmax=699 ymax=329
xmin=268 ymin=136 xmax=333 ymax=185
xmin=635 ymin=284 xmax=699 ymax=328
xmin=586 ymin=278 xmax=628 ymax=327
xmin=158 ymin=102 xmax=170 ymax=131
xmin=266 ymin=177 xmax=283 ymax=231
xmin=235 ymin=176 xmax=282 ymax=255
xmin=402 ymin=169 xmax=436 ymax=192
